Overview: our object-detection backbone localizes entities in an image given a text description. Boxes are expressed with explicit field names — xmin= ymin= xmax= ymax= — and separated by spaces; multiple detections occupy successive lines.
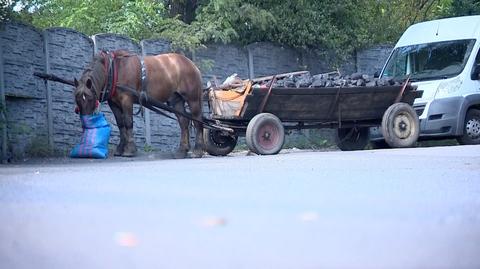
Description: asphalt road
xmin=1 ymin=145 xmax=480 ymax=269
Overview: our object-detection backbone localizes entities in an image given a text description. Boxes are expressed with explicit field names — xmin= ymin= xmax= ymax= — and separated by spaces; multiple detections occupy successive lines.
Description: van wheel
xmin=457 ymin=109 xmax=480 ymax=145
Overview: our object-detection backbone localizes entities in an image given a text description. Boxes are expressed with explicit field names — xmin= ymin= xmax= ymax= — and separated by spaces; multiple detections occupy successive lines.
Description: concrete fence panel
xmin=44 ymin=27 xmax=94 ymax=154
xmin=248 ymin=42 xmax=302 ymax=78
xmin=356 ymin=44 xmax=394 ymax=75
xmin=1 ymin=22 xmax=47 ymax=159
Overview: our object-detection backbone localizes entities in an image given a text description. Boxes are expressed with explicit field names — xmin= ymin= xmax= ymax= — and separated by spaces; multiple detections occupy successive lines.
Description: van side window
xmin=474 ymin=48 xmax=480 ymax=65
xmin=471 ymin=48 xmax=480 ymax=80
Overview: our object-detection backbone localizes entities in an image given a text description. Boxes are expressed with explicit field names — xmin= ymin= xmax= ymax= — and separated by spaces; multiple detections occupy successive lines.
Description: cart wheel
xmin=246 ymin=113 xmax=285 ymax=155
xmin=336 ymin=127 xmax=369 ymax=151
xmin=381 ymin=102 xmax=419 ymax=148
xmin=204 ymin=128 xmax=238 ymax=156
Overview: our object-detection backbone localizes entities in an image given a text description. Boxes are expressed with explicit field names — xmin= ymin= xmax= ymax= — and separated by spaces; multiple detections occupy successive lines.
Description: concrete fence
xmin=0 ymin=21 xmax=394 ymax=161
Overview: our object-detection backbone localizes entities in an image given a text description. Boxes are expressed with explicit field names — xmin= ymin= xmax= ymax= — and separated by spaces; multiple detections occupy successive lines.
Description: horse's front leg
xmin=122 ymin=102 xmax=137 ymax=157
xmin=108 ymin=100 xmax=127 ymax=156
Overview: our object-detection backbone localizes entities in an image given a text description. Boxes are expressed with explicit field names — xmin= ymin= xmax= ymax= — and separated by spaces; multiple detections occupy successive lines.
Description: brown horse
xmin=74 ymin=50 xmax=204 ymax=158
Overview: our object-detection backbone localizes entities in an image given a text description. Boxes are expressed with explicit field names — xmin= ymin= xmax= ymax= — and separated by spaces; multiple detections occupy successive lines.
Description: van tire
xmin=457 ymin=109 xmax=480 ymax=145
xmin=381 ymin=103 xmax=420 ymax=148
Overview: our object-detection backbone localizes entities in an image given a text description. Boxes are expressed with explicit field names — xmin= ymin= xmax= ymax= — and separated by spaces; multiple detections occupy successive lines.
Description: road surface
xmin=1 ymin=145 xmax=480 ymax=269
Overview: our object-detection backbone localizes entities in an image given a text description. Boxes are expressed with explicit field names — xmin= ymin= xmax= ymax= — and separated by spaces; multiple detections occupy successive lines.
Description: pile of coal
xmin=271 ymin=72 xmax=402 ymax=88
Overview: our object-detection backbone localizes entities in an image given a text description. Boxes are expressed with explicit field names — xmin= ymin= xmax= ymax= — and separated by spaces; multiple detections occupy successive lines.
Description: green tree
xmin=22 ymin=0 xmax=167 ymax=41
xmin=360 ymin=0 xmax=453 ymax=45
xmin=446 ymin=0 xmax=480 ymax=16
xmin=6 ymin=0 xmax=478 ymax=55
xmin=166 ymin=0 xmax=203 ymax=23
xmin=1 ymin=0 xmax=20 ymax=23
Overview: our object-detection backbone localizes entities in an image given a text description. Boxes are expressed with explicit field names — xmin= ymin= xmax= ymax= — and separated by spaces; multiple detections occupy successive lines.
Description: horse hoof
xmin=114 ymin=145 xmax=124 ymax=156
xmin=192 ymin=150 xmax=204 ymax=158
xmin=122 ymin=143 xmax=137 ymax=157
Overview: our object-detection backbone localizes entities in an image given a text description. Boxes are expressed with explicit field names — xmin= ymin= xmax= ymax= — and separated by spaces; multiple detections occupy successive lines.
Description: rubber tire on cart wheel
xmin=381 ymin=102 xmax=420 ymax=148
xmin=336 ymin=127 xmax=369 ymax=151
xmin=204 ymin=128 xmax=238 ymax=156
xmin=246 ymin=113 xmax=285 ymax=155
xmin=457 ymin=109 xmax=480 ymax=145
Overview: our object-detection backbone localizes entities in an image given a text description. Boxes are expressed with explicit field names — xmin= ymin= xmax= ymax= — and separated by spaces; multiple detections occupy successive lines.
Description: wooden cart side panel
xmin=242 ymin=86 xmax=418 ymax=122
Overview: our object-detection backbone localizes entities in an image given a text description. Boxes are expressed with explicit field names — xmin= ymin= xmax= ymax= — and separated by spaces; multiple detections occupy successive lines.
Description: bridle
xmin=76 ymin=51 xmax=119 ymax=114
xmin=75 ymin=50 xmax=145 ymax=114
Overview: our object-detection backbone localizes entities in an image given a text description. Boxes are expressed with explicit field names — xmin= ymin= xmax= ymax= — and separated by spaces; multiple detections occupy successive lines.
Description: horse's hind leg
xmin=122 ymin=102 xmax=137 ymax=157
xmin=188 ymin=99 xmax=204 ymax=158
xmin=108 ymin=100 xmax=126 ymax=156
xmin=174 ymin=98 xmax=190 ymax=159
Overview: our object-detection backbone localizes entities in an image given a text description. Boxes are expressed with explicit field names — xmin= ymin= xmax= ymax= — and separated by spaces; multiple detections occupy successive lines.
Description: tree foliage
xmin=447 ymin=0 xmax=480 ymax=16
xmin=1 ymin=0 xmax=16 ymax=23
xmin=10 ymin=0 xmax=168 ymax=40
xmin=360 ymin=0 xmax=453 ymax=45
xmin=3 ymin=0 xmax=480 ymax=56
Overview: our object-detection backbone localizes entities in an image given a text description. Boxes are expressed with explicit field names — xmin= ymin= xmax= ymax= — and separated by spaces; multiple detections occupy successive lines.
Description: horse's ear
xmin=74 ymin=78 xmax=79 ymax=87
xmin=86 ymin=78 xmax=92 ymax=89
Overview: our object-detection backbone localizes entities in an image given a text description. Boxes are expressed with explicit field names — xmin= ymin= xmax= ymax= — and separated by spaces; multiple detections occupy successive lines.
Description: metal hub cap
xmin=257 ymin=123 xmax=279 ymax=150
xmin=393 ymin=114 xmax=411 ymax=139
xmin=466 ymin=118 xmax=480 ymax=139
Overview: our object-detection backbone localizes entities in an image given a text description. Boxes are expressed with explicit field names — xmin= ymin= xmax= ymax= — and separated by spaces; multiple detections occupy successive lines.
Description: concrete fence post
xmin=43 ymin=31 xmax=54 ymax=153
xmin=247 ymin=45 xmax=254 ymax=79
xmin=0 ymin=39 xmax=7 ymax=163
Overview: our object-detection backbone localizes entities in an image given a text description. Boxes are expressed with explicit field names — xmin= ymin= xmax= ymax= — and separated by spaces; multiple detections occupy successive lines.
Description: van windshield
xmin=382 ymin=39 xmax=476 ymax=81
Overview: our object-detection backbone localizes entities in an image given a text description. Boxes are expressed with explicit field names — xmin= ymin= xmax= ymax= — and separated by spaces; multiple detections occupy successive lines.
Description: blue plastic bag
xmin=70 ymin=113 xmax=111 ymax=159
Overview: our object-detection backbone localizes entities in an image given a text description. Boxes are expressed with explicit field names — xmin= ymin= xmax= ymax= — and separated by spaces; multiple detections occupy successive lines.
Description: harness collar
xmin=99 ymin=50 xmax=118 ymax=102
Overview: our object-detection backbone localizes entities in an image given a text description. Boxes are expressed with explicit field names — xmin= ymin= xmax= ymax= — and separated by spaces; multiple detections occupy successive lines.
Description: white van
xmin=372 ymin=15 xmax=480 ymax=145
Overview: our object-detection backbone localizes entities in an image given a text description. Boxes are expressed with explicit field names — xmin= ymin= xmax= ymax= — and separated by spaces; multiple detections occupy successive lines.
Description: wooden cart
xmin=204 ymin=79 xmax=423 ymax=155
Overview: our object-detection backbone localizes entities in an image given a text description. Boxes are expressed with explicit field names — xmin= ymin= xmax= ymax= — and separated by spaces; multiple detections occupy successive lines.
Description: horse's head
xmin=74 ymin=77 xmax=98 ymax=115
xmin=73 ymin=56 xmax=106 ymax=115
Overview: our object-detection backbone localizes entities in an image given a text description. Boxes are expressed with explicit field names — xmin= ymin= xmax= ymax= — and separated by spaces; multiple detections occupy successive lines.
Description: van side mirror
xmin=373 ymin=70 xmax=380 ymax=78
xmin=471 ymin=64 xmax=480 ymax=80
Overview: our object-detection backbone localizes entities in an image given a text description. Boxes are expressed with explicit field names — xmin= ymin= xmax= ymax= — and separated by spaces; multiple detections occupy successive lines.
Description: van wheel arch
xmin=457 ymin=107 xmax=480 ymax=145
xmin=456 ymin=95 xmax=480 ymax=137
